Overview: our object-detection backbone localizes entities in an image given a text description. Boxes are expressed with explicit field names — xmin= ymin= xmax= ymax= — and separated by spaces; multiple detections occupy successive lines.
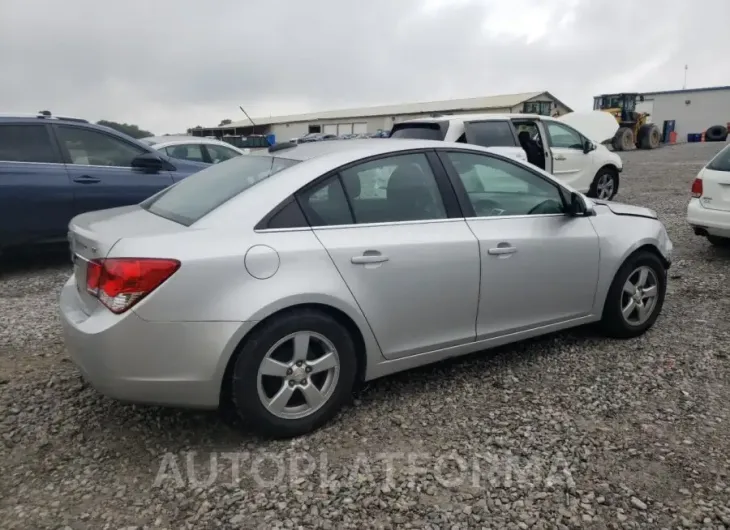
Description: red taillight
xmin=86 ymin=258 xmax=180 ymax=314
xmin=691 ymin=178 xmax=703 ymax=198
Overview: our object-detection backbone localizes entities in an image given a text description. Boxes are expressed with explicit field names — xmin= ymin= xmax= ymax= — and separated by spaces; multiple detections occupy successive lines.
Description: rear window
xmin=141 ymin=155 xmax=299 ymax=226
xmin=707 ymin=144 xmax=730 ymax=172
xmin=464 ymin=121 xmax=517 ymax=147
xmin=390 ymin=122 xmax=447 ymax=141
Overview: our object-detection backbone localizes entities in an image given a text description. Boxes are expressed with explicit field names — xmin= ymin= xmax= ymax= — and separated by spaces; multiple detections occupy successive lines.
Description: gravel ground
xmin=1 ymin=142 xmax=730 ymax=530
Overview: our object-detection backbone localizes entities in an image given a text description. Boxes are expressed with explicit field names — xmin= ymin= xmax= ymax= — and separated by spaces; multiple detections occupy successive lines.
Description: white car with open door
xmin=687 ymin=143 xmax=730 ymax=247
xmin=390 ymin=111 xmax=623 ymax=200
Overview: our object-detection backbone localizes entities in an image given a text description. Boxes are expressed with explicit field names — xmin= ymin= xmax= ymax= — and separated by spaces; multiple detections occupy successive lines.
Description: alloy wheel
xmin=256 ymin=331 xmax=340 ymax=420
xmin=621 ymin=266 xmax=659 ymax=326
xmin=596 ymin=173 xmax=615 ymax=200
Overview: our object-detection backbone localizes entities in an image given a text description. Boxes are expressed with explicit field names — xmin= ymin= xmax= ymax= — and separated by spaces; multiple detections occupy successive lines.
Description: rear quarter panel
xmin=115 ymin=227 xmax=384 ymax=360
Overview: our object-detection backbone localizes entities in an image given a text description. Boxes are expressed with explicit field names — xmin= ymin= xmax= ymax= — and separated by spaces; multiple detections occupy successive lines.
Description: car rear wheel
xmin=231 ymin=308 xmax=357 ymax=438
xmin=599 ymin=250 xmax=666 ymax=338
xmin=707 ymin=235 xmax=730 ymax=247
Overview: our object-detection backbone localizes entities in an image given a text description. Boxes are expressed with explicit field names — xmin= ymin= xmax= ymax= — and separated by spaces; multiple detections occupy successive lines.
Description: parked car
xmin=296 ymin=133 xmax=337 ymax=143
xmin=60 ymin=138 xmax=672 ymax=438
xmin=140 ymin=136 xmax=246 ymax=164
xmin=687 ymin=143 xmax=730 ymax=246
xmin=390 ymin=111 xmax=623 ymax=200
xmin=0 ymin=113 xmax=207 ymax=255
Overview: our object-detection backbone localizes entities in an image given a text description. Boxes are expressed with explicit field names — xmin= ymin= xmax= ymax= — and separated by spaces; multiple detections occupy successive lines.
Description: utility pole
xmin=683 ymin=65 xmax=688 ymax=90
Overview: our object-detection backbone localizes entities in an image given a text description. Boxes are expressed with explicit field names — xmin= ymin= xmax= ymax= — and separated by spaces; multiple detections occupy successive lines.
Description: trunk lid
xmin=68 ymin=205 xmax=187 ymax=314
xmin=556 ymin=111 xmax=619 ymax=144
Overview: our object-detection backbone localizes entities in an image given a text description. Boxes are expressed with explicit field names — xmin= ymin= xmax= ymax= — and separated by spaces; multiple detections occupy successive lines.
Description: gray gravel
xmin=2 ymin=142 xmax=730 ymax=529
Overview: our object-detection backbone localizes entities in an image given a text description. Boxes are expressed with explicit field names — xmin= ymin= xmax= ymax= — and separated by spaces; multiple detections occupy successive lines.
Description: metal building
xmin=191 ymin=91 xmax=572 ymax=143
xmin=634 ymin=86 xmax=730 ymax=142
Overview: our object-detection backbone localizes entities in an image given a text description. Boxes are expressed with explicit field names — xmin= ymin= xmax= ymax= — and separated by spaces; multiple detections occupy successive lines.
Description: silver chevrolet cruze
xmin=60 ymin=139 xmax=673 ymax=438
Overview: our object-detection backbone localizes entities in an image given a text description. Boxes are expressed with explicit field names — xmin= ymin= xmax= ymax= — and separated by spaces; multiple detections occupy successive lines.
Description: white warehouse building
xmin=191 ymin=91 xmax=573 ymax=143
xmin=634 ymin=86 xmax=730 ymax=142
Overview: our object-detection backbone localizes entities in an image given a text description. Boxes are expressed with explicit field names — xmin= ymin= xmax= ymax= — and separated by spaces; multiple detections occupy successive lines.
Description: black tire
xmin=599 ymin=250 xmax=667 ymax=339
xmin=612 ymin=127 xmax=634 ymax=151
xmin=705 ymin=125 xmax=728 ymax=142
xmin=231 ymin=308 xmax=357 ymax=438
xmin=588 ymin=167 xmax=619 ymax=201
xmin=707 ymin=235 xmax=730 ymax=247
xmin=639 ymin=124 xmax=661 ymax=149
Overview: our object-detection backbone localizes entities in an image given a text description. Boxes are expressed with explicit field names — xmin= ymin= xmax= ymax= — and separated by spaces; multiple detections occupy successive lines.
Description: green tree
xmin=219 ymin=118 xmax=232 ymax=126
xmin=96 ymin=120 xmax=153 ymax=139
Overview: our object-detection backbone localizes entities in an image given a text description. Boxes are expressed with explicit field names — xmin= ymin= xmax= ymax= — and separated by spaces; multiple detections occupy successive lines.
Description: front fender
xmin=589 ymin=211 xmax=671 ymax=316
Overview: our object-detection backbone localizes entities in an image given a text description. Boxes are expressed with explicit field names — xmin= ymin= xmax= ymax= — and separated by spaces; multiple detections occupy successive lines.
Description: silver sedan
xmin=60 ymin=139 xmax=673 ymax=438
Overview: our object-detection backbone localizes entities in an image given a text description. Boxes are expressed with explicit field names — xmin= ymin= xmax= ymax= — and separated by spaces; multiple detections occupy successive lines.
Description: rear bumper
xmin=59 ymin=275 xmax=254 ymax=409
xmin=687 ymin=198 xmax=730 ymax=238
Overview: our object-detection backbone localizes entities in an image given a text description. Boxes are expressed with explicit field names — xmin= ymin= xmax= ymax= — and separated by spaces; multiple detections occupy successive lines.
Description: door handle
xmin=553 ymin=154 xmax=567 ymax=161
xmin=351 ymin=253 xmax=389 ymax=265
xmin=73 ymin=175 xmax=101 ymax=184
xmin=487 ymin=246 xmax=517 ymax=256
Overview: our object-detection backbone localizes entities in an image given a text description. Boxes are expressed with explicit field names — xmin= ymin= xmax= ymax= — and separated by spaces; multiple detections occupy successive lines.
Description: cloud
xmin=1 ymin=0 xmax=727 ymax=134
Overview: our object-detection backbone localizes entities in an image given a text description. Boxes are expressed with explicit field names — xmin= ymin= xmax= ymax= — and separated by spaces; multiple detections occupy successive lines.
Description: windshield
xmin=707 ymin=144 xmax=730 ymax=172
xmin=141 ymin=155 xmax=299 ymax=226
xmin=390 ymin=122 xmax=446 ymax=140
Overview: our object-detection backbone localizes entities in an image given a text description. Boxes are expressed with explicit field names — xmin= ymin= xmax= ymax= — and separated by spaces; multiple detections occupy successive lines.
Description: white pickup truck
xmin=389 ymin=111 xmax=623 ymax=200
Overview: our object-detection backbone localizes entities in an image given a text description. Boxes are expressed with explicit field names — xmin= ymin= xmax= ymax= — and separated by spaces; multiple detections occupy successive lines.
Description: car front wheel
xmin=599 ymin=250 xmax=667 ymax=338
xmin=231 ymin=308 xmax=357 ymax=438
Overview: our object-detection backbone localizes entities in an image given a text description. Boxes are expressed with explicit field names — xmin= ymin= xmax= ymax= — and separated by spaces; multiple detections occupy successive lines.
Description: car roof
xmin=400 ymin=112 xmax=551 ymax=124
xmin=268 ymin=138 xmax=459 ymax=161
xmin=143 ymin=136 xmax=242 ymax=149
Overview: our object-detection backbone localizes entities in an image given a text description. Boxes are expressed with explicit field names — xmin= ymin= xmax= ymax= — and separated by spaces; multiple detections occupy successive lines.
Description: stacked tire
xmin=705 ymin=125 xmax=728 ymax=142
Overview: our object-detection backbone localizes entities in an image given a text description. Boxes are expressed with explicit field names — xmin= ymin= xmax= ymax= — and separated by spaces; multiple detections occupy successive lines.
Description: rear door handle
xmin=553 ymin=154 xmax=567 ymax=161
xmin=488 ymin=246 xmax=518 ymax=256
xmin=351 ymin=253 xmax=389 ymax=265
xmin=73 ymin=175 xmax=101 ymax=184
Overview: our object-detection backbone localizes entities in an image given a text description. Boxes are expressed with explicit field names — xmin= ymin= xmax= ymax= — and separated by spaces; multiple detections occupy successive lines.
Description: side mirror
xmin=568 ymin=192 xmax=595 ymax=217
xmin=582 ymin=140 xmax=595 ymax=154
xmin=132 ymin=152 xmax=165 ymax=173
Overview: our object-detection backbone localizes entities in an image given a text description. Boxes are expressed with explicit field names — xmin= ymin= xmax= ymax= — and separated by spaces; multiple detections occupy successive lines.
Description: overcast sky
xmin=1 ymin=0 xmax=727 ymax=134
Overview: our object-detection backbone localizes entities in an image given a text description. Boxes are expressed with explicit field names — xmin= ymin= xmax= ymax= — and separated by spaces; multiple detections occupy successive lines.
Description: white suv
xmin=390 ymin=112 xmax=624 ymax=200
xmin=687 ymin=143 xmax=730 ymax=247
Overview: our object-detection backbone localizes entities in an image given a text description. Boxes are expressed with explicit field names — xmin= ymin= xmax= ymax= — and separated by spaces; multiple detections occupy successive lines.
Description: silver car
xmin=60 ymin=139 xmax=673 ymax=438
xmin=140 ymin=136 xmax=246 ymax=164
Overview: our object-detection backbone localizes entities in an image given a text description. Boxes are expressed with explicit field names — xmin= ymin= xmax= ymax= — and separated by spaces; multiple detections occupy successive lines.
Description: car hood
xmin=556 ymin=111 xmax=619 ymax=143
xmin=593 ymin=199 xmax=657 ymax=219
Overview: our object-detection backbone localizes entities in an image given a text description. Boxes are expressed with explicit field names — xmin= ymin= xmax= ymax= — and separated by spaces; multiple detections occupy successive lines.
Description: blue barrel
xmin=266 ymin=134 xmax=276 ymax=146
xmin=687 ymin=133 xmax=701 ymax=143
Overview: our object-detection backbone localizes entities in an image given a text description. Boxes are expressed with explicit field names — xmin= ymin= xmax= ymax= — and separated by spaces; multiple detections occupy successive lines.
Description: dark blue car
xmin=0 ymin=113 xmax=206 ymax=254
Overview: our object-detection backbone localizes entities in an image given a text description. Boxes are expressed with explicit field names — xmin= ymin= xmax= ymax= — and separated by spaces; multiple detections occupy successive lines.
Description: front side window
xmin=0 ymin=124 xmax=59 ymax=163
xmin=545 ymin=122 xmax=584 ymax=149
xmin=165 ymin=144 xmax=205 ymax=162
xmin=55 ymin=126 xmax=146 ymax=167
xmin=444 ymin=151 xmax=565 ymax=217
xmin=205 ymin=144 xmax=240 ymax=163
xmin=463 ymin=121 xmax=517 ymax=147
xmin=340 ymin=153 xmax=446 ymax=224
xmin=142 ymin=155 xmax=299 ymax=226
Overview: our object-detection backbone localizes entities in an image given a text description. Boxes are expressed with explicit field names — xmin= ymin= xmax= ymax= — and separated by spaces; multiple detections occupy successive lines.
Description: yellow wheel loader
xmin=593 ymin=93 xmax=662 ymax=151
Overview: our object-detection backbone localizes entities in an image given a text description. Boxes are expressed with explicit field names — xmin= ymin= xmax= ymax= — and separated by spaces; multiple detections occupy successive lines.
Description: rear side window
xmin=707 ymin=144 xmax=730 ymax=172
xmin=142 ymin=155 xmax=299 ymax=226
xmin=390 ymin=122 xmax=447 ymax=141
xmin=0 ymin=124 xmax=59 ymax=163
xmin=464 ymin=121 xmax=517 ymax=147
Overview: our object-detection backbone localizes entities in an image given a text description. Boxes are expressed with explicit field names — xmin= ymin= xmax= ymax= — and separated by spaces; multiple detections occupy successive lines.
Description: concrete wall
xmin=644 ymin=89 xmax=730 ymax=141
